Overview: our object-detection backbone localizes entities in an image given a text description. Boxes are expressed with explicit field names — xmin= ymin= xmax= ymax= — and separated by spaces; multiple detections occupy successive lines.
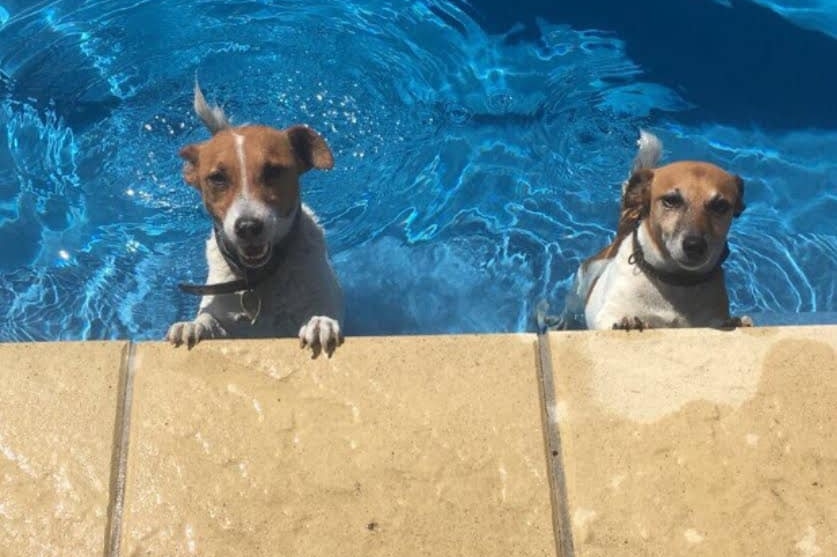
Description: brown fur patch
xmin=179 ymin=144 xmax=200 ymax=188
xmin=287 ymin=125 xmax=334 ymax=171
xmin=618 ymin=168 xmax=653 ymax=237
xmin=178 ymin=125 xmax=333 ymax=221
xmin=583 ymin=160 xmax=744 ymax=268
xmin=645 ymin=161 xmax=744 ymax=250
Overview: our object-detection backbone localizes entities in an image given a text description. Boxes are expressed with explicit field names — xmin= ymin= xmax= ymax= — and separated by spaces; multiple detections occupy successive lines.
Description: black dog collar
xmin=178 ymin=206 xmax=301 ymax=296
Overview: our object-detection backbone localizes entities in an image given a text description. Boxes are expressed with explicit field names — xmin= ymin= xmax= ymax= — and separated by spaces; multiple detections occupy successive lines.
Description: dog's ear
xmin=179 ymin=144 xmax=201 ymax=188
xmin=732 ymin=175 xmax=745 ymax=217
xmin=287 ymin=125 xmax=334 ymax=172
xmin=617 ymin=168 xmax=653 ymax=236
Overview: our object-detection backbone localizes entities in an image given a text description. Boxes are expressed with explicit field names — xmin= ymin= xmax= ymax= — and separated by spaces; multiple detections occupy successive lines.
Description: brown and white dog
xmin=565 ymin=130 xmax=751 ymax=330
xmin=165 ymin=82 xmax=344 ymax=356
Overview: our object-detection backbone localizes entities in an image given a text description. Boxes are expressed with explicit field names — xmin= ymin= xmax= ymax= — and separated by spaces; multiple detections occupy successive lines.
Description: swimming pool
xmin=0 ymin=0 xmax=834 ymax=341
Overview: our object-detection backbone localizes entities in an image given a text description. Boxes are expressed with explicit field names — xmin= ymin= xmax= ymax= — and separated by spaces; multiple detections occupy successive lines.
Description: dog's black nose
xmin=234 ymin=217 xmax=264 ymax=240
xmin=682 ymin=235 xmax=708 ymax=259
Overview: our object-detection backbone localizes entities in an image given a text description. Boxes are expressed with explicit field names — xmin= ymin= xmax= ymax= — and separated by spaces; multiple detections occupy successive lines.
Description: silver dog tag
xmin=241 ymin=290 xmax=262 ymax=325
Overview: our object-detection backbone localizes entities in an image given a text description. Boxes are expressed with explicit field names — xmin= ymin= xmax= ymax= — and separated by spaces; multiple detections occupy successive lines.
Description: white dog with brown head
xmin=166 ymin=82 xmax=344 ymax=356
xmin=566 ymin=131 xmax=751 ymax=330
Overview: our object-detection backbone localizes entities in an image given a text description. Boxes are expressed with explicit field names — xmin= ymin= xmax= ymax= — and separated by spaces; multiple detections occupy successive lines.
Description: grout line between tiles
xmin=104 ymin=341 xmax=137 ymax=557
xmin=535 ymin=332 xmax=575 ymax=557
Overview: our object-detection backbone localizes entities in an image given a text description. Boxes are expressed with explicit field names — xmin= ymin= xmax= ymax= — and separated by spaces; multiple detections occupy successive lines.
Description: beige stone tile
xmin=122 ymin=335 xmax=554 ymax=557
xmin=549 ymin=326 xmax=837 ymax=557
xmin=0 ymin=341 xmax=124 ymax=557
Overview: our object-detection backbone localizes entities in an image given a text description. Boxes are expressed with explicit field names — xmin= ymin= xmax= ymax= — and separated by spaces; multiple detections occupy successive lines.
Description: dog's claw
xmin=613 ymin=316 xmax=648 ymax=331
xmin=721 ymin=315 xmax=755 ymax=329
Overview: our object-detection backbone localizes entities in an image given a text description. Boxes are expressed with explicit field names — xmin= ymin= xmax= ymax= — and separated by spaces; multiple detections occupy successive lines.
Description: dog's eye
xmin=262 ymin=164 xmax=284 ymax=185
xmin=707 ymin=198 xmax=732 ymax=215
xmin=207 ymin=171 xmax=229 ymax=190
xmin=660 ymin=193 xmax=683 ymax=209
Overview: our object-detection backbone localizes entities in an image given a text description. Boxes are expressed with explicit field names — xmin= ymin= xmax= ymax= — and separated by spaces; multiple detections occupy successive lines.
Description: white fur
xmin=193 ymin=79 xmax=230 ymax=133
xmin=167 ymin=80 xmax=343 ymax=355
xmin=634 ymin=129 xmax=662 ymax=171
xmin=647 ymin=217 xmax=727 ymax=274
xmin=221 ymin=132 xmax=280 ymax=244
xmin=167 ymin=205 xmax=345 ymax=356
xmin=568 ymin=129 xmax=747 ymax=330
xmin=582 ymin=225 xmax=729 ymax=329
xmin=234 ymin=133 xmax=249 ymax=194
xmin=222 ymin=195 xmax=284 ymax=249
xmin=622 ymin=129 xmax=664 ymax=196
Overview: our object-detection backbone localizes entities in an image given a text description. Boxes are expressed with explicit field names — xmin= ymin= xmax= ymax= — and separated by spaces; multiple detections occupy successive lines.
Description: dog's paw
xmin=299 ymin=316 xmax=344 ymax=358
xmin=612 ymin=316 xmax=649 ymax=332
xmin=166 ymin=320 xmax=211 ymax=349
xmin=721 ymin=315 xmax=755 ymax=329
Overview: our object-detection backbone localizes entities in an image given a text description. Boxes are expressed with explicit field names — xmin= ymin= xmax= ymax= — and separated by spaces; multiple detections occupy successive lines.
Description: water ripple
xmin=0 ymin=0 xmax=834 ymax=340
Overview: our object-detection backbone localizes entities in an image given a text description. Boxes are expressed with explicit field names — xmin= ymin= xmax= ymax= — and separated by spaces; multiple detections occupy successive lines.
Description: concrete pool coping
xmin=0 ymin=325 xmax=834 ymax=556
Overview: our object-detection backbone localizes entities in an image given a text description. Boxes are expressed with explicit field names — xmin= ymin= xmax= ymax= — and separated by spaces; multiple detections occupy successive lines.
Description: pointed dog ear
xmin=179 ymin=144 xmax=201 ymax=188
xmin=732 ymin=175 xmax=746 ymax=217
xmin=287 ymin=125 xmax=334 ymax=172
xmin=618 ymin=168 xmax=654 ymax=236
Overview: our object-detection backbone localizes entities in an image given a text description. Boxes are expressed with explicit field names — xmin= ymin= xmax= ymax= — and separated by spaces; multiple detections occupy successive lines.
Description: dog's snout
xmin=682 ymin=235 xmax=707 ymax=259
xmin=234 ymin=217 xmax=264 ymax=240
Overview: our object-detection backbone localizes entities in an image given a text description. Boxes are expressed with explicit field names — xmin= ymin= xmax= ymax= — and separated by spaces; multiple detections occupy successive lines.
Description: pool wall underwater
xmin=0 ymin=0 xmax=835 ymax=341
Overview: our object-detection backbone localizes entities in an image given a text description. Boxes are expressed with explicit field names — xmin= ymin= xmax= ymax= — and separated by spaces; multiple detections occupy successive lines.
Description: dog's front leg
xmin=166 ymin=311 xmax=228 ymax=349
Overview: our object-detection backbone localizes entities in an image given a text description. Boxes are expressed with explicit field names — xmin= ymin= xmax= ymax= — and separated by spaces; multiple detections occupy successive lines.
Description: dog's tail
xmin=632 ymin=129 xmax=662 ymax=172
xmin=193 ymin=78 xmax=231 ymax=135
xmin=621 ymin=129 xmax=662 ymax=198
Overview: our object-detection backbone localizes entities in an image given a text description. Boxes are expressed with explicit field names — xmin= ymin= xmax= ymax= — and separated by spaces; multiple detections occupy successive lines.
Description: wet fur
xmin=566 ymin=131 xmax=750 ymax=330
xmin=166 ymin=81 xmax=344 ymax=356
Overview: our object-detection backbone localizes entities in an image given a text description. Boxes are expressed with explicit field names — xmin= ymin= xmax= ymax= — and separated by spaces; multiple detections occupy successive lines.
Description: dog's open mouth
xmin=238 ymin=244 xmax=272 ymax=268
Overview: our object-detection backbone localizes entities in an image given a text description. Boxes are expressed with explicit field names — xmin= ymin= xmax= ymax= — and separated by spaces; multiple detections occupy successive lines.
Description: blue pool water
xmin=0 ymin=0 xmax=834 ymax=341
